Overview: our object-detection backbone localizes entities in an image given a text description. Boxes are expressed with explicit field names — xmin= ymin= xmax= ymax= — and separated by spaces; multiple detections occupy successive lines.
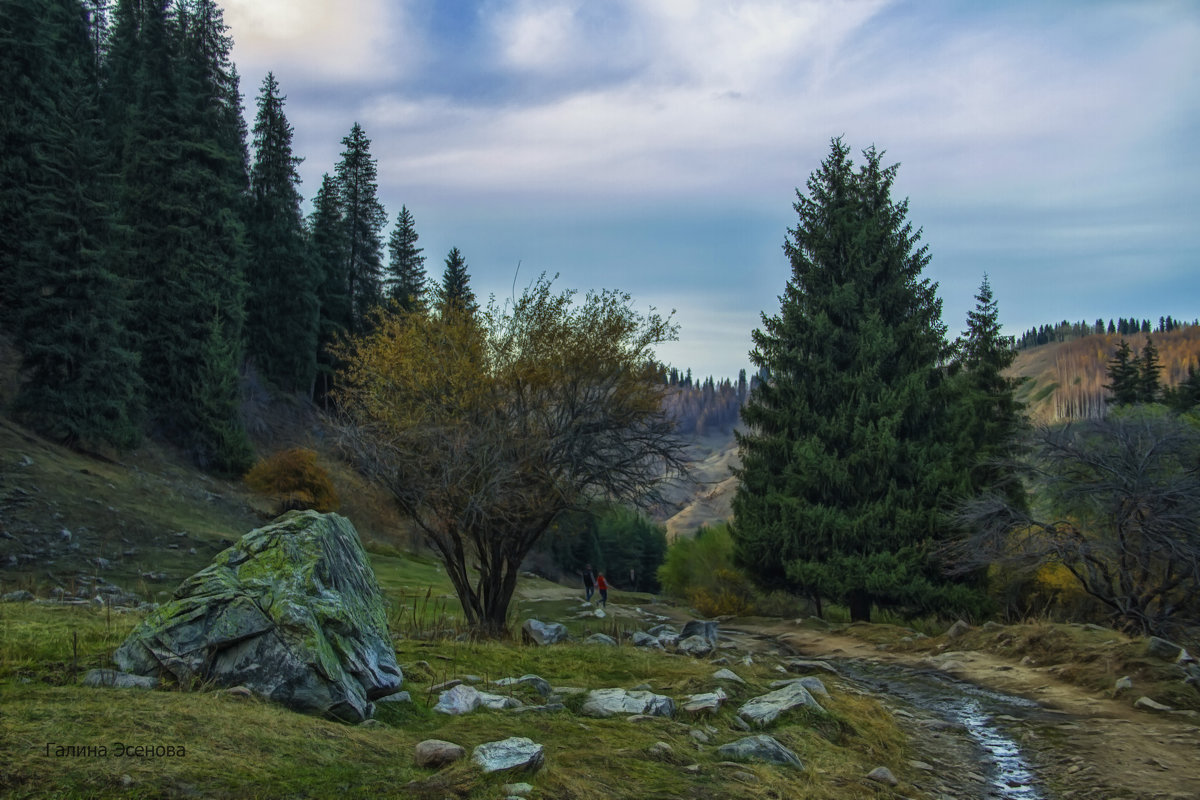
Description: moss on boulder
xmin=113 ymin=511 xmax=401 ymax=722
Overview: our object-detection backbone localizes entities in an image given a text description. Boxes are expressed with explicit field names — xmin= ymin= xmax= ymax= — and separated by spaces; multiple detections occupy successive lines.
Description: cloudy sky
xmin=223 ymin=0 xmax=1199 ymax=379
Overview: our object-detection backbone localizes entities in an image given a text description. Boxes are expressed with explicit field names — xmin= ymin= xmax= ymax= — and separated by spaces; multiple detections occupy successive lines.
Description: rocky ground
xmin=520 ymin=584 xmax=1200 ymax=800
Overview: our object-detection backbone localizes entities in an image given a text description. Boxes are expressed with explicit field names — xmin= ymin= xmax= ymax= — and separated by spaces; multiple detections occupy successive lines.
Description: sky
xmin=222 ymin=0 xmax=1199 ymax=380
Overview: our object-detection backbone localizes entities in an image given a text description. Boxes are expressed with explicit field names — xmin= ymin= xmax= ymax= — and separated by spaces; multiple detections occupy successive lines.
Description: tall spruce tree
xmin=1105 ymin=340 xmax=1140 ymax=406
xmin=384 ymin=205 xmax=427 ymax=312
xmin=437 ymin=246 xmax=476 ymax=315
xmin=0 ymin=0 xmax=143 ymax=448
xmin=951 ymin=275 xmax=1026 ymax=507
xmin=101 ymin=0 xmax=252 ymax=471
xmin=334 ymin=122 xmax=386 ymax=332
xmin=1138 ymin=337 xmax=1162 ymax=404
xmin=309 ymin=172 xmax=349 ymax=405
xmin=731 ymin=139 xmax=973 ymax=622
xmin=245 ymin=71 xmax=318 ymax=392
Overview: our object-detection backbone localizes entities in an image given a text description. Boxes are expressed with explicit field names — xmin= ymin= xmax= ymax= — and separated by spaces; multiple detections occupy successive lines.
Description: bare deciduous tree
xmin=335 ymin=275 xmax=688 ymax=636
xmin=955 ymin=408 xmax=1200 ymax=636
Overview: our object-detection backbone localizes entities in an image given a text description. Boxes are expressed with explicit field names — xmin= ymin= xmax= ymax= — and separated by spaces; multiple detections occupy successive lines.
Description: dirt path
xmin=733 ymin=622 xmax=1200 ymax=800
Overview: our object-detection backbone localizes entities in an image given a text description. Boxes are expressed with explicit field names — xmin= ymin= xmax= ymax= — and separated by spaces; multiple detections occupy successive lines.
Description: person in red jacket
xmin=595 ymin=571 xmax=609 ymax=609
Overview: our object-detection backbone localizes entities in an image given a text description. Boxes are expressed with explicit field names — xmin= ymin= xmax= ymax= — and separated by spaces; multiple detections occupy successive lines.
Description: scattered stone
xmin=867 ymin=766 xmax=899 ymax=786
xmin=111 ymin=511 xmax=401 ymax=723
xmin=414 ymin=739 xmax=466 ymax=768
xmin=982 ymin=621 xmax=1002 ymax=631
xmin=435 ymin=684 xmax=483 ymax=715
xmin=631 ymin=631 xmax=665 ymax=649
xmin=647 ymin=741 xmax=674 ymax=759
xmin=378 ymin=690 xmax=412 ymax=704
xmin=581 ymin=688 xmax=675 ymax=718
xmin=908 ymin=759 xmax=934 ymax=771
xmin=647 ymin=624 xmax=678 ymax=637
xmin=584 ymin=633 xmax=617 ymax=646
xmin=430 ymin=679 xmax=462 ymax=692
xmin=222 ymin=685 xmax=254 ymax=700
xmin=677 ymin=635 xmax=714 ymax=657
xmin=768 ymin=677 xmax=829 ymax=697
xmin=1146 ymin=636 xmax=1184 ymax=661
xmin=716 ymin=734 xmax=804 ymax=770
xmin=730 ymin=770 xmax=758 ymax=783
xmin=511 ymin=702 xmax=565 ymax=714
xmin=494 ymin=674 xmax=552 ymax=698
xmin=680 ymin=620 xmax=719 ymax=644
xmin=1 ymin=590 xmax=34 ymax=603
xmin=783 ymin=658 xmax=839 ymax=675
xmin=682 ymin=688 xmax=727 ymax=714
xmin=713 ymin=668 xmax=746 ymax=685
xmin=502 ymin=783 xmax=533 ymax=798
xmin=690 ymin=728 xmax=711 ymax=743
xmin=82 ymin=669 xmax=158 ymax=690
xmin=730 ymin=715 xmax=752 ymax=732
xmin=1114 ymin=676 xmax=1133 ymax=692
xmin=521 ymin=619 xmax=568 ymax=646
xmin=1134 ymin=696 xmax=1174 ymax=713
xmin=472 ymin=737 xmax=545 ymax=774
xmin=939 ymin=660 xmax=967 ymax=674
xmin=478 ymin=691 xmax=523 ymax=710
xmin=738 ymin=682 xmax=824 ymax=727
xmin=358 ymin=718 xmax=384 ymax=728
xmin=946 ymin=620 xmax=971 ymax=639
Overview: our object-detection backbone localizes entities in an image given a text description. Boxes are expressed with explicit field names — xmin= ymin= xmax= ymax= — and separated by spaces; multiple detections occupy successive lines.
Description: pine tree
xmin=437 ymin=246 xmax=476 ymax=315
xmin=245 ymin=71 xmax=318 ymax=392
xmin=731 ymin=139 xmax=973 ymax=622
xmin=1 ymin=0 xmax=143 ymax=449
xmin=1138 ymin=337 xmax=1162 ymax=404
xmin=1105 ymin=339 xmax=1140 ymax=406
xmin=384 ymin=205 xmax=427 ymax=312
xmin=334 ymin=122 xmax=386 ymax=332
xmin=309 ymin=172 xmax=349 ymax=405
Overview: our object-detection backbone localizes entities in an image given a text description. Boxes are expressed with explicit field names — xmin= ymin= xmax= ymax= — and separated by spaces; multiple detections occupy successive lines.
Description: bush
xmin=659 ymin=523 xmax=759 ymax=614
xmin=244 ymin=448 xmax=339 ymax=513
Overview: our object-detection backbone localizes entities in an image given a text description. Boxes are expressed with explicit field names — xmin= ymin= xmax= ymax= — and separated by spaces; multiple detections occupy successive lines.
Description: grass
xmin=1 ymin=601 xmax=915 ymax=800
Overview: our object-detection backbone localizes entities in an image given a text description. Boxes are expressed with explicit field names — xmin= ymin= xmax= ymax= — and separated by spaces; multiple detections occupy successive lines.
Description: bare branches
xmin=955 ymin=408 xmax=1200 ymax=635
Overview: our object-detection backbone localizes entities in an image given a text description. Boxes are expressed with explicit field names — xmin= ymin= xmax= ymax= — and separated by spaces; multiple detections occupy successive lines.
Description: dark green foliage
xmin=1164 ymin=363 xmax=1200 ymax=412
xmin=245 ymin=71 xmax=318 ymax=392
xmin=384 ymin=205 xmax=427 ymax=312
xmin=537 ymin=505 xmax=668 ymax=593
xmin=437 ymin=246 xmax=476 ymax=315
xmin=308 ymin=173 xmax=349 ymax=405
xmin=1138 ymin=337 xmax=1162 ymax=404
xmin=1105 ymin=339 xmax=1151 ymax=407
xmin=101 ymin=0 xmax=252 ymax=467
xmin=0 ymin=0 xmax=143 ymax=449
xmin=190 ymin=314 xmax=254 ymax=474
xmin=950 ymin=275 xmax=1027 ymax=507
xmin=334 ymin=122 xmax=386 ymax=331
xmin=731 ymin=138 xmax=976 ymax=622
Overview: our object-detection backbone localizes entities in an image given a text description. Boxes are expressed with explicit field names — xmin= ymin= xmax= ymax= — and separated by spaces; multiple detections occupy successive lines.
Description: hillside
xmin=1008 ymin=326 xmax=1200 ymax=423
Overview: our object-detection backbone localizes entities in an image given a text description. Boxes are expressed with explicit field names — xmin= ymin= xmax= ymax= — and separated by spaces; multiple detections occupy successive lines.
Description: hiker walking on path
xmin=595 ymin=571 xmax=609 ymax=609
xmin=582 ymin=563 xmax=595 ymax=603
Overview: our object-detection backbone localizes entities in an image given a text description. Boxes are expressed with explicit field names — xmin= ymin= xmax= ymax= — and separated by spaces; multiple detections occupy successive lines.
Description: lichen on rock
xmin=112 ymin=510 xmax=401 ymax=722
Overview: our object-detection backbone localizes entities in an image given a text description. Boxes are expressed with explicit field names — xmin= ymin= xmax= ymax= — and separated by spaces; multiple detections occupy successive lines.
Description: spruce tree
xmin=1105 ymin=340 xmax=1140 ymax=406
xmin=245 ymin=71 xmax=318 ymax=392
xmin=731 ymin=139 xmax=971 ymax=622
xmin=384 ymin=205 xmax=427 ymax=312
xmin=437 ymin=247 xmax=476 ymax=315
xmin=951 ymin=275 xmax=1026 ymax=507
xmin=309 ymin=172 xmax=349 ymax=405
xmin=1 ymin=0 xmax=143 ymax=449
xmin=1138 ymin=337 xmax=1162 ymax=404
xmin=334 ymin=122 xmax=386 ymax=332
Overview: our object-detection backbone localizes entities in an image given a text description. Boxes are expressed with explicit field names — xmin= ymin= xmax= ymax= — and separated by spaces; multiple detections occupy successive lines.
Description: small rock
xmin=1 ymin=590 xmax=35 ymax=603
xmin=867 ymin=766 xmax=898 ymax=786
xmin=713 ymin=668 xmax=746 ymax=685
xmin=1134 ymin=696 xmax=1174 ymax=712
xmin=472 ymin=737 xmax=545 ymax=774
xmin=521 ymin=619 xmax=568 ymax=646
xmin=434 ymin=684 xmax=482 ymax=715
xmin=82 ymin=669 xmax=158 ymax=690
xmin=647 ymin=741 xmax=674 ymax=758
xmin=631 ymin=631 xmax=665 ymax=649
xmin=493 ymin=674 xmax=552 ymax=698
xmin=1114 ymin=676 xmax=1133 ymax=692
xmin=414 ymin=739 xmax=466 ymax=768
xmin=502 ymin=783 xmax=533 ymax=798
xmin=378 ymin=691 xmax=412 ymax=704
xmin=677 ymin=635 xmax=714 ymax=657
xmin=680 ymin=619 xmax=719 ymax=644
xmin=581 ymin=688 xmax=675 ymax=718
xmin=358 ymin=719 xmax=384 ymax=728
xmin=683 ymin=688 xmax=727 ymax=715
xmin=716 ymin=734 xmax=804 ymax=770
xmin=1146 ymin=636 xmax=1184 ymax=661
xmin=222 ymin=685 xmax=254 ymax=700
xmin=584 ymin=633 xmax=617 ymax=646
xmin=946 ymin=620 xmax=971 ymax=639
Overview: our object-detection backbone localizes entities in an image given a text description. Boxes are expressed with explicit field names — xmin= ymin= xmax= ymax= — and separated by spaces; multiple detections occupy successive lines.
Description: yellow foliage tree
xmin=335 ymin=275 xmax=688 ymax=636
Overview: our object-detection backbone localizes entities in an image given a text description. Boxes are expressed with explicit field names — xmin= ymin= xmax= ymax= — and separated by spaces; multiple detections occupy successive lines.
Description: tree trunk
xmin=847 ymin=590 xmax=871 ymax=623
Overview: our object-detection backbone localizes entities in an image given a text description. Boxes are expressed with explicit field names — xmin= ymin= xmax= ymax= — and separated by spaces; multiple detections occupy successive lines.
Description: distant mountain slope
xmin=1008 ymin=326 xmax=1200 ymax=423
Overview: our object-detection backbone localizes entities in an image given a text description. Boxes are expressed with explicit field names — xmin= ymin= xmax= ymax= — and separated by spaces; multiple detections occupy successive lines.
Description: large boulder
xmin=472 ymin=737 xmax=545 ymax=773
xmin=580 ymin=688 xmax=675 ymax=718
xmin=112 ymin=511 xmax=401 ymax=722
xmin=716 ymin=735 xmax=804 ymax=770
xmin=680 ymin=620 xmax=719 ymax=644
xmin=521 ymin=619 xmax=568 ymax=645
xmin=738 ymin=682 xmax=824 ymax=727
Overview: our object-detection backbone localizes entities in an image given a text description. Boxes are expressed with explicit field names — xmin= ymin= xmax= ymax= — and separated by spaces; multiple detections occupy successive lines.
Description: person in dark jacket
xmin=582 ymin=563 xmax=595 ymax=603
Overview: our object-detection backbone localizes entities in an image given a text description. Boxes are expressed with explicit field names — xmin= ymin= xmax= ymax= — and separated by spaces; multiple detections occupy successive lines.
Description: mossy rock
xmin=113 ymin=511 xmax=402 ymax=721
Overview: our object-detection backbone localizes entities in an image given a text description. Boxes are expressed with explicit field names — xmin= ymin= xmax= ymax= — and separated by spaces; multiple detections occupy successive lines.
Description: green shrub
xmin=244 ymin=448 xmax=339 ymax=513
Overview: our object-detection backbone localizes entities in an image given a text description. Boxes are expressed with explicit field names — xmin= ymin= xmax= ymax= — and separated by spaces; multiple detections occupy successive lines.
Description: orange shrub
xmin=244 ymin=448 xmax=339 ymax=513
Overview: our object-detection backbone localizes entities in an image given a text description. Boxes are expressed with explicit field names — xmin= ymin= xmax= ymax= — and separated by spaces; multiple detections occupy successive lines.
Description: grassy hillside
xmin=1009 ymin=326 xmax=1200 ymax=423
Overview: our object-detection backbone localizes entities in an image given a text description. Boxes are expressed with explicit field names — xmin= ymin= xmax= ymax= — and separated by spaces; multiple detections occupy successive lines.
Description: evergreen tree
xmin=1165 ymin=363 xmax=1200 ymax=412
xmin=309 ymin=172 xmax=349 ymax=405
xmin=731 ymin=139 xmax=974 ymax=623
xmin=334 ymin=122 xmax=386 ymax=331
xmin=1138 ymin=337 xmax=1162 ymax=404
xmin=1105 ymin=339 xmax=1140 ymax=406
xmin=0 ymin=0 xmax=143 ymax=449
xmin=952 ymin=275 xmax=1026 ymax=507
xmin=384 ymin=205 xmax=427 ymax=312
xmin=245 ymin=71 xmax=318 ymax=392
xmin=437 ymin=246 xmax=476 ymax=315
